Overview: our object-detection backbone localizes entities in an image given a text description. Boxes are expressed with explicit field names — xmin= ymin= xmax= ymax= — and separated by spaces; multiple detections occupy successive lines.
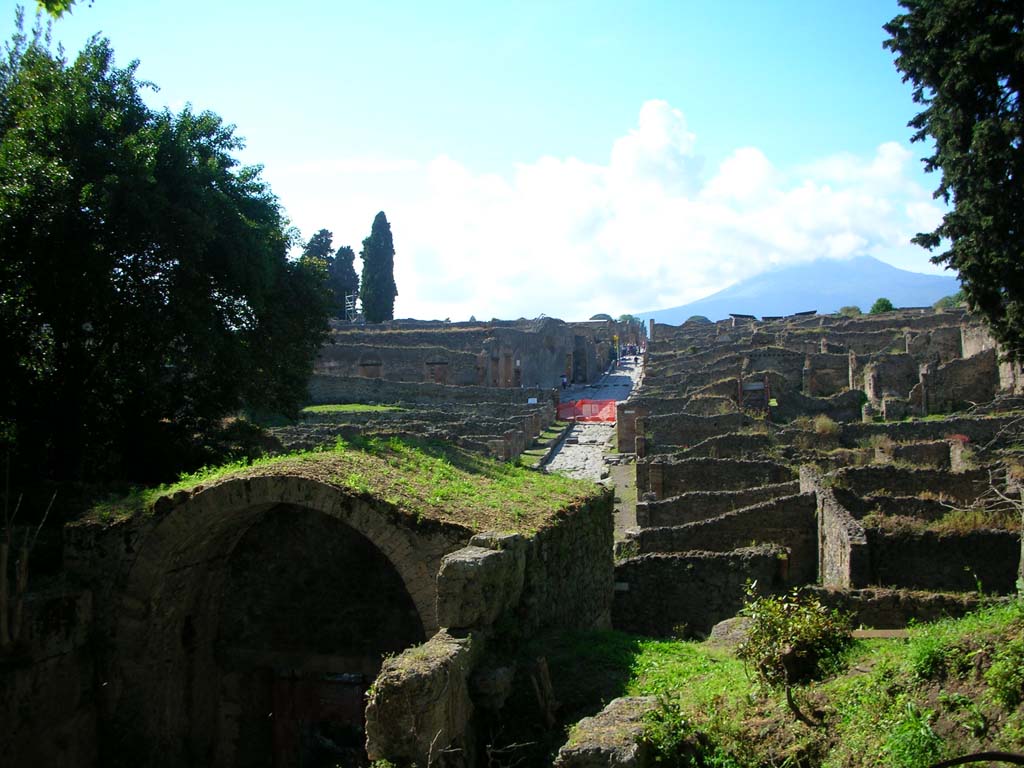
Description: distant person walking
xmin=561 ymin=374 xmax=568 ymax=389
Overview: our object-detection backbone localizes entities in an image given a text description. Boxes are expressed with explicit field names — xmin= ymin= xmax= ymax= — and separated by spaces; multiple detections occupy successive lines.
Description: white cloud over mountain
xmin=274 ymin=99 xmax=946 ymax=322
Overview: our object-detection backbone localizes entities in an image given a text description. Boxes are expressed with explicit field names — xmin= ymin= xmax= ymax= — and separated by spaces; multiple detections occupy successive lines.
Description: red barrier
xmin=557 ymin=399 xmax=618 ymax=422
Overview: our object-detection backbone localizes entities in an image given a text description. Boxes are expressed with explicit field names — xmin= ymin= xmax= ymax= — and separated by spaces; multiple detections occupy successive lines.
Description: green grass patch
xmin=537 ymin=603 xmax=1024 ymax=768
xmin=83 ymin=435 xmax=597 ymax=533
xmin=300 ymin=403 xmax=404 ymax=415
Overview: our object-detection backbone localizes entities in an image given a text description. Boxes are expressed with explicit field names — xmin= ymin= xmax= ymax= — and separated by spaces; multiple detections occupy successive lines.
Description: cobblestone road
xmin=544 ymin=358 xmax=643 ymax=482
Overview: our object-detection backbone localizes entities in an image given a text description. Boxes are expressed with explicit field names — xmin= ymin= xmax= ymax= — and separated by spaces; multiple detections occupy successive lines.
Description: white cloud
xmin=270 ymin=99 xmax=947 ymax=321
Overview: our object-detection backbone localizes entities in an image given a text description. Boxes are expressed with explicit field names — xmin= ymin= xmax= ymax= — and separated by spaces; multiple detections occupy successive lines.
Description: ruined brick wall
xmin=862 ymin=354 xmax=918 ymax=403
xmin=803 ymin=356 xmax=850 ymax=397
xmin=865 ymin=529 xmax=1020 ymax=593
xmin=612 ymin=547 xmax=786 ymax=638
xmin=913 ymin=348 xmax=998 ymax=414
xmin=636 ymin=481 xmax=800 ymax=527
xmin=807 ymin=587 xmax=998 ymax=629
xmin=629 ymin=494 xmax=817 ymax=584
xmin=906 ymin=325 xmax=962 ymax=364
xmin=636 ymin=457 xmax=794 ymax=498
xmin=518 ymin=489 xmax=616 ymax=632
xmin=770 ymin=388 xmax=866 ymax=423
xmin=801 ymin=466 xmax=869 ymax=588
xmin=642 ymin=412 xmax=760 ymax=449
xmin=833 ymin=466 xmax=991 ymax=505
xmin=672 ymin=432 xmax=774 ymax=459
xmin=842 ymin=414 xmax=1018 ymax=447
xmin=873 ymin=440 xmax=952 ymax=469
xmin=308 ymin=374 xmax=557 ymax=407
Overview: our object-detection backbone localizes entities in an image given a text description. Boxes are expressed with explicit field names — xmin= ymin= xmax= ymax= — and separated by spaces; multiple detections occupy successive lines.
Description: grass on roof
xmin=300 ymin=403 xmax=405 ymax=415
xmin=85 ymin=435 xmax=597 ymax=533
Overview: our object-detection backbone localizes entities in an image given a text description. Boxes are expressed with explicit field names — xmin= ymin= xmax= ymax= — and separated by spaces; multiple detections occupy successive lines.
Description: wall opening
xmin=214 ymin=504 xmax=426 ymax=767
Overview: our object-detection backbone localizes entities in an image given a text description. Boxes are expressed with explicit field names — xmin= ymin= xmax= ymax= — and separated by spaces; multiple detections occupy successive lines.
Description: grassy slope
xmin=86 ymin=436 xmax=597 ymax=534
xmin=542 ymin=602 xmax=1023 ymax=767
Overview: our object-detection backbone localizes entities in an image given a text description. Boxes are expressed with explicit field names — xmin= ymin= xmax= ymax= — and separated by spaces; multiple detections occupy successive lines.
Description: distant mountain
xmin=639 ymin=256 xmax=960 ymax=325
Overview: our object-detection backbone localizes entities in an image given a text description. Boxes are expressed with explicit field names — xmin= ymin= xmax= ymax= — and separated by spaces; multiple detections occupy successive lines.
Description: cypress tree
xmin=359 ymin=211 xmax=397 ymax=322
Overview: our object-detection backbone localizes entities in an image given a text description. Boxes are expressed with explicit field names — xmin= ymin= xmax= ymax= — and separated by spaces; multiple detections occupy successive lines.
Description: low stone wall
xmin=612 ymin=546 xmax=786 ymax=638
xmin=671 ymin=432 xmax=774 ymax=460
xmin=627 ymin=494 xmax=817 ymax=585
xmin=832 ymin=465 xmax=991 ymax=505
xmin=800 ymin=466 xmax=869 ymax=588
xmin=771 ymin=388 xmax=866 ymax=424
xmin=636 ymin=457 xmax=795 ymax=499
xmin=873 ymin=439 xmax=951 ymax=469
xmin=842 ymin=414 xmax=1017 ymax=447
xmin=636 ymin=481 xmax=801 ymax=527
xmin=308 ymin=373 xmax=557 ymax=407
xmin=865 ymin=528 xmax=1020 ymax=593
xmin=642 ymin=411 xmax=759 ymax=450
xmin=806 ymin=586 xmax=996 ymax=628
xmin=0 ymin=588 xmax=97 ymax=768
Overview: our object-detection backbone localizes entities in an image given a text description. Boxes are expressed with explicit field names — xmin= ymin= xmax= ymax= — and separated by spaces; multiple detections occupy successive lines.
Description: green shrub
xmin=813 ymin=414 xmax=840 ymax=436
xmin=736 ymin=584 xmax=853 ymax=689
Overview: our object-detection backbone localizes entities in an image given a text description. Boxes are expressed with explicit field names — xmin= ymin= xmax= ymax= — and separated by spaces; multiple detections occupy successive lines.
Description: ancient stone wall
xmin=806 ymin=587 xmax=997 ymax=629
xmin=1 ymin=589 xmax=97 ymax=768
xmin=912 ymin=348 xmax=998 ymax=414
xmin=612 ymin=546 xmax=786 ymax=638
xmin=627 ymin=494 xmax=817 ymax=584
xmin=832 ymin=465 xmax=991 ymax=505
xmin=861 ymin=354 xmax=918 ymax=403
xmin=635 ymin=481 xmax=801 ymax=527
xmin=803 ymin=352 xmax=850 ymax=396
xmin=801 ymin=466 xmax=869 ymax=588
xmin=641 ymin=412 xmax=760 ymax=449
xmin=309 ymin=374 xmax=556 ymax=407
xmin=636 ymin=457 xmax=794 ymax=499
xmin=865 ymin=529 xmax=1020 ymax=593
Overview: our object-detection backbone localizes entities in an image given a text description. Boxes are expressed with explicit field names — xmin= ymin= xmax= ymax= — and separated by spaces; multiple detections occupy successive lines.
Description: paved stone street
xmin=544 ymin=357 xmax=644 ymax=483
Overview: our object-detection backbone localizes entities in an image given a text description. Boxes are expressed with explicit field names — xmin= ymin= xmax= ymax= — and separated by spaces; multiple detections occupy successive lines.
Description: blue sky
xmin=7 ymin=0 xmax=951 ymax=320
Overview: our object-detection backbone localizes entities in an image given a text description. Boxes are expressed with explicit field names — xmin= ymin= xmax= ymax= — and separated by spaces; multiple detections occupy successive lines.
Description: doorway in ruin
xmin=215 ymin=505 xmax=425 ymax=768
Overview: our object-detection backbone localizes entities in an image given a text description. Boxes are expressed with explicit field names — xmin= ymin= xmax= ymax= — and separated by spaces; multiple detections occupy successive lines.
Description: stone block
xmin=365 ymin=630 xmax=483 ymax=765
xmin=436 ymin=534 xmax=526 ymax=630
xmin=554 ymin=697 xmax=660 ymax=767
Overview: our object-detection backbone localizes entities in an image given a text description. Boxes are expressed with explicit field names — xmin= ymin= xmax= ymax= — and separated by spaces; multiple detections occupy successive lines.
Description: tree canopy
xmin=0 ymin=19 xmax=330 ymax=484
xmin=870 ymin=298 xmax=895 ymax=314
xmin=885 ymin=0 xmax=1024 ymax=359
xmin=359 ymin=211 xmax=397 ymax=323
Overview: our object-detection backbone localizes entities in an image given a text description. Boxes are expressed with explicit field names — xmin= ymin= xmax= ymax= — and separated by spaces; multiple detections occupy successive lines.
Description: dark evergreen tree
xmin=328 ymin=245 xmax=359 ymax=318
xmin=359 ymin=211 xmax=397 ymax=323
xmin=302 ymin=229 xmax=335 ymax=264
xmin=885 ymin=0 xmax=1024 ymax=359
xmin=0 ymin=19 xmax=330 ymax=483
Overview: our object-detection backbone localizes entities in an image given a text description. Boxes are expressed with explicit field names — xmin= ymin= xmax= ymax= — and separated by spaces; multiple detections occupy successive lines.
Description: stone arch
xmin=105 ymin=475 xmax=470 ymax=767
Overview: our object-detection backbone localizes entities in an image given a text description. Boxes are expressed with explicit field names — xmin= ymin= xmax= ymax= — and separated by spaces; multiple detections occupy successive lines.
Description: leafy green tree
xmin=0 ymin=20 xmax=330 ymax=483
xmin=838 ymin=305 xmax=862 ymax=317
xmin=328 ymin=245 xmax=359 ymax=318
xmin=37 ymin=0 xmax=76 ymax=17
xmin=359 ymin=211 xmax=397 ymax=323
xmin=885 ymin=1 xmax=1024 ymax=359
xmin=934 ymin=289 xmax=966 ymax=310
xmin=870 ymin=297 xmax=895 ymax=314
